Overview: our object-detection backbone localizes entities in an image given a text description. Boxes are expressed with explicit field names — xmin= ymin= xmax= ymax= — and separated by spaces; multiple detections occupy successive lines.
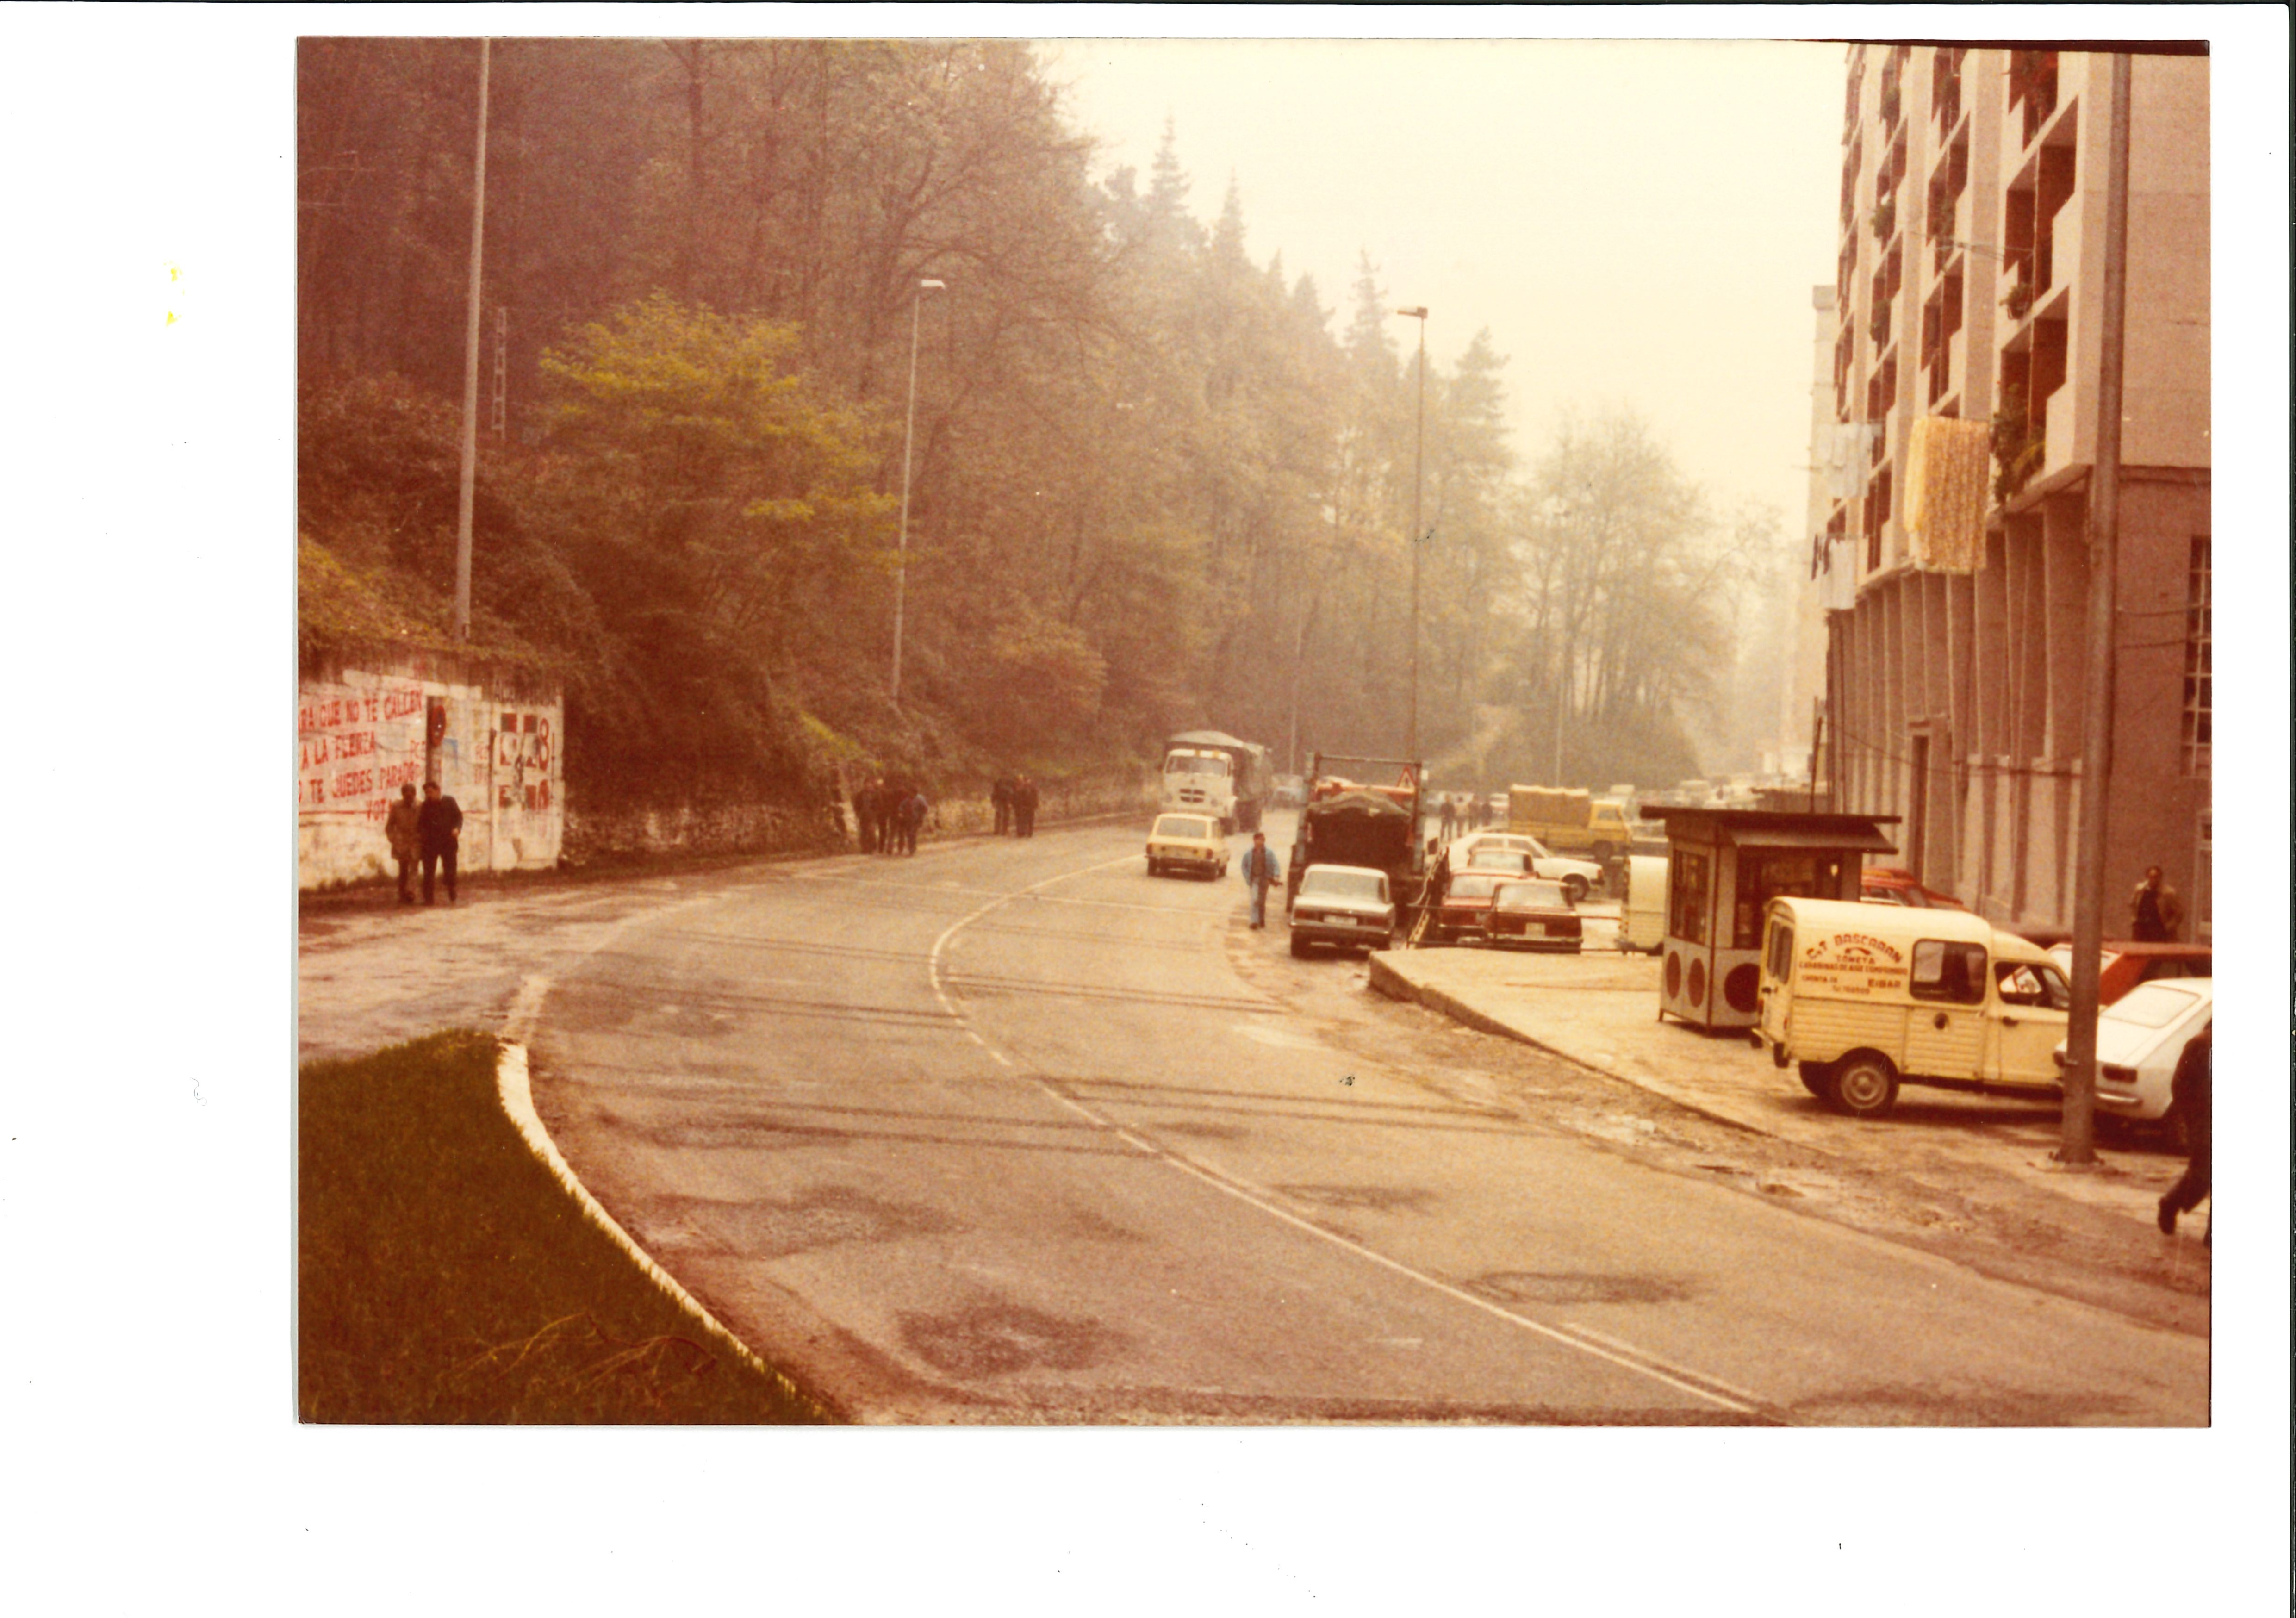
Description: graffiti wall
xmin=297 ymin=657 xmax=563 ymax=890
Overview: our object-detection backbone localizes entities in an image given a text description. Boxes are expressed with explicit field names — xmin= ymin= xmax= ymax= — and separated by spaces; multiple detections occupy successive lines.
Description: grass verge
xmin=299 ymin=1030 xmax=827 ymax=1424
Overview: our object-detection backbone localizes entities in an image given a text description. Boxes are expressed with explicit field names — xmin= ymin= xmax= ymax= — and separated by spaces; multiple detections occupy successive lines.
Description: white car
xmin=1145 ymin=813 xmax=1229 ymax=880
xmin=1287 ymin=864 xmax=1396 ymax=957
xmin=1448 ymin=831 xmax=1602 ymax=904
xmin=2052 ymin=978 xmax=2212 ymax=1139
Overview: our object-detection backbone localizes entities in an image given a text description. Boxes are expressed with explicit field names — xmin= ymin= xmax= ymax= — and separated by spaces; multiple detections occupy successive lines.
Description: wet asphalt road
xmin=505 ymin=815 xmax=2208 ymax=1425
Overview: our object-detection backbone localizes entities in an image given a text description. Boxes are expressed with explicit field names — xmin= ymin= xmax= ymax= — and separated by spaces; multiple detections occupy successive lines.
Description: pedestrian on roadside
xmin=384 ymin=782 xmax=421 ymax=905
xmin=1014 ymin=775 xmax=1039 ymax=838
xmin=2157 ymin=1027 xmax=2210 ymax=1245
xmin=992 ymin=774 xmax=1015 ymax=836
xmin=1240 ymin=831 xmax=1284 ymax=930
xmin=2128 ymin=865 xmax=2185 ymax=942
xmin=417 ymin=779 xmax=463 ymax=905
xmin=854 ymin=779 xmax=881 ymax=853
xmin=901 ymin=788 xmax=929 ymax=855
xmin=874 ymin=780 xmax=899 ymax=856
xmin=1438 ymin=795 xmax=1456 ymax=841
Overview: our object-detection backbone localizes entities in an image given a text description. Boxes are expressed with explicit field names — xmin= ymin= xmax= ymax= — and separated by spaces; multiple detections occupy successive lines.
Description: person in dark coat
xmin=417 ymin=779 xmax=463 ymax=904
xmin=1014 ymin=776 xmax=1039 ymax=837
xmin=874 ymin=780 xmax=899 ymax=856
xmin=384 ymin=783 xmax=421 ymax=904
xmin=854 ymin=780 xmax=881 ymax=853
xmin=992 ymin=775 xmax=1015 ymax=836
xmin=2157 ymin=1027 xmax=2210 ymax=1244
xmin=2128 ymin=865 xmax=2185 ymax=942
xmin=900 ymin=789 xmax=929 ymax=855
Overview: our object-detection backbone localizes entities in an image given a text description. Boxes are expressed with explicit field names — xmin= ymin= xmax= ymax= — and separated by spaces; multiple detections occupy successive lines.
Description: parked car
xmin=1486 ymin=879 xmax=1583 ymax=952
xmin=1452 ymin=831 xmax=1600 ymax=903
xmin=2052 ymin=978 xmax=2213 ymax=1142
xmin=1859 ymin=866 xmax=1968 ymax=909
xmin=1287 ymin=864 xmax=1396 ymax=958
xmin=1429 ymin=871 xmax=1510 ymax=943
xmin=1755 ymin=896 xmax=2071 ymax=1118
xmin=1145 ymin=813 xmax=1229 ymax=880
xmin=2044 ymin=941 xmax=2212 ymax=1006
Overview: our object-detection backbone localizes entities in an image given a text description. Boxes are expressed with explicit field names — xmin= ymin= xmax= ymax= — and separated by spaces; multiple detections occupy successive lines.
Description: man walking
xmin=1014 ymin=775 xmax=1039 ymax=838
xmin=1240 ymin=831 xmax=1284 ymax=930
xmin=900 ymin=787 xmax=929 ymax=855
xmin=854 ymin=778 xmax=881 ymax=853
xmin=2157 ymin=1027 xmax=2210 ymax=1244
xmin=417 ymin=779 xmax=463 ymax=905
xmin=992 ymin=774 xmax=1014 ymax=836
xmin=384 ymin=782 xmax=421 ymax=904
xmin=2128 ymin=865 xmax=2185 ymax=941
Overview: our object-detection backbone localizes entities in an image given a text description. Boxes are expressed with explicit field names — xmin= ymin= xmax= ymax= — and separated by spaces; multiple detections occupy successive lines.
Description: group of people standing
xmin=991 ymin=774 xmax=1040 ymax=838
xmin=382 ymin=780 xmax=464 ymax=905
xmin=854 ymin=779 xmax=931 ymax=856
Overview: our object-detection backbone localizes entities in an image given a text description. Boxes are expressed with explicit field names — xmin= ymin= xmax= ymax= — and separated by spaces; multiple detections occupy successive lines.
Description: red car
xmin=1859 ymin=867 xmax=1967 ymax=909
xmin=2046 ymin=940 xmax=2213 ymax=1005
xmin=1485 ymin=880 xmax=1583 ymax=952
xmin=1430 ymin=871 xmax=1508 ymax=943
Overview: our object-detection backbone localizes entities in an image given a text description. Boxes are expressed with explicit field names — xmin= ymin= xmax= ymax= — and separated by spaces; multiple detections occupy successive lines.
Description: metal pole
xmin=454 ymin=38 xmax=490 ymax=643
xmin=1396 ymin=307 xmax=1428 ymax=764
xmin=2059 ymin=53 xmax=2132 ymax=1168
xmin=891 ymin=278 xmax=944 ymax=707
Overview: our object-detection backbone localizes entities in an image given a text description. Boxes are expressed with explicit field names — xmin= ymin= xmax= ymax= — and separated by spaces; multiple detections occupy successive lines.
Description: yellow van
xmin=1754 ymin=897 xmax=2071 ymax=1118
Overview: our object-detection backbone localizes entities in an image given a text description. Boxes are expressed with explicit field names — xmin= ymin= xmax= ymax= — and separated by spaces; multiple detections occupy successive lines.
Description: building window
xmin=2183 ymin=535 xmax=2210 ymax=775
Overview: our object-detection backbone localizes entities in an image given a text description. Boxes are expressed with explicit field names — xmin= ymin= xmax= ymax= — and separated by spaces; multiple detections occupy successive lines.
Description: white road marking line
xmin=1550 ymin=1321 xmax=1774 ymax=1411
xmin=926 ymin=851 xmax=1771 ymax=1422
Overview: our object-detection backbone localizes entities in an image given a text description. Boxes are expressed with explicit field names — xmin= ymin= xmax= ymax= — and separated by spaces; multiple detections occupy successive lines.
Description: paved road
xmin=515 ymin=816 xmax=2208 ymax=1425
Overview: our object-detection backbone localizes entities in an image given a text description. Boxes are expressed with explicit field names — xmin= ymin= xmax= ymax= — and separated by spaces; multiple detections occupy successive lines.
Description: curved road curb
xmin=1366 ymin=951 xmax=1769 ymax=1139
xmin=494 ymin=1039 xmax=834 ymax=1422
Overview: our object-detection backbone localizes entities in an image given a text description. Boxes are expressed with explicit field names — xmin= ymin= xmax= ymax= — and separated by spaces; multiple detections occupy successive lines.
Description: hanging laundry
xmin=1820 ymin=421 xmax=1879 ymax=502
xmin=1904 ymin=416 xmax=1991 ymax=572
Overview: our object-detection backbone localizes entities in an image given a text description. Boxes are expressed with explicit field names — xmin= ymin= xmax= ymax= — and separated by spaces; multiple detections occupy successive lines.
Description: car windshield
xmin=1165 ymin=754 xmax=1229 ymax=776
xmin=1447 ymin=874 xmax=1502 ymax=899
xmin=2105 ymin=982 xmax=2204 ymax=1029
xmin=1301 ymin=870 xmax=1383 ymax=902
xmin=1152 ymin=816 xmax=1213 ymax=839
xmin=1494 ymin=881 xmax=1566 ymax=910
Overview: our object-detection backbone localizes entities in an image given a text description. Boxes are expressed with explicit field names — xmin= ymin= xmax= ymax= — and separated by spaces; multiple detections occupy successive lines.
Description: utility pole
xmin=453 ymin=38 xmax=491 ymax=642
xmin=1395 ymin=306 xmax=1428 ymax=766
xmin=2060 ymin=53 xmax=2133 ymax=1167
xmin=890 ymin=277 xmax=945 ymax=707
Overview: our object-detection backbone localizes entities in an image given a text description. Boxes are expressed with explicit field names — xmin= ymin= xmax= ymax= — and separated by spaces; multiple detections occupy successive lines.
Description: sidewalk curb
xmin=494 ymin=1039 xmax=836 ymax=1422
xmin=1367 ymin=952 xmax=1774 ymax=1139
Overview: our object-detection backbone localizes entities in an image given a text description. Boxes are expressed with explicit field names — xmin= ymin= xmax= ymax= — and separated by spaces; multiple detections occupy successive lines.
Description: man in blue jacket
xmin=1240 ymin=831 xmax=1284 ymax=930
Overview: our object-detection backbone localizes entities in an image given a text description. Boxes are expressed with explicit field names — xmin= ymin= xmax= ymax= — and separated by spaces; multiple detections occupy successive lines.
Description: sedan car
xmin=1287 ymin=864 xmax=1395 ymax=957
xmin=1485 ymin=879 xmax=1583 ymax=952
xmin=1450 ymin=832 xmax=1599 ymax=903
xmin=1429 ymin=871 xmax=1510 ymax=943
xmin=2052 ymin=977 xmax=2212 ymax=1141
xmin=2045 ymin=940 xmax=2212 ymax=1006
xmin=1145 ymin=813 xmax=1229 ymax=880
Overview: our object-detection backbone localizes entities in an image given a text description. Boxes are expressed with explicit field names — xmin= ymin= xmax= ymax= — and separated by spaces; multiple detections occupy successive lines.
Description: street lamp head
xmin=918 ymin=278 xmax=946 ymax=292
xmin=1394 ymin=305 xmax=1428 ymax=319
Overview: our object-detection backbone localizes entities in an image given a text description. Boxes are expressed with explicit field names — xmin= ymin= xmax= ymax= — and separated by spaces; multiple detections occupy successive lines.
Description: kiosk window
xmin=1734 ymin=853 xmax=1847 ymax=948
xmin=1669 ymin=851 xmax=1710 ymax=944
xmin=1910 ymin=940 xmax=1987 ymax=1004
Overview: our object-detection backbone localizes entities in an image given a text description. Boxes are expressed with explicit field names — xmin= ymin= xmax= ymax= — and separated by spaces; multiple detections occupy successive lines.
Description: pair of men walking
xmin=383 ymin=780 xmax=462 ymax=905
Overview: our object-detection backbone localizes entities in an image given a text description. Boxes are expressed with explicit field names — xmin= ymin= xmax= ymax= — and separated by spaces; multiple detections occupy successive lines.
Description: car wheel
xmin=1797 ymin=1061 xmax=1831 ymax=1098
xmin=1289 ymin=934 xmax=1313 ymax=958
xmin=1146 ymin=859 xmax=1159 ymax=877
xmin=1562 ymin=875 xmax=1589 ymax=905
xmin=1827 ymin=1052 xmax=1900 ymax=1118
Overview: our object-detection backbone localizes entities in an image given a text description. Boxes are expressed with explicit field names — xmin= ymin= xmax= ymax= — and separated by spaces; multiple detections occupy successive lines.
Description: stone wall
xmin=298 ymin=648 xmax=563 ymax=891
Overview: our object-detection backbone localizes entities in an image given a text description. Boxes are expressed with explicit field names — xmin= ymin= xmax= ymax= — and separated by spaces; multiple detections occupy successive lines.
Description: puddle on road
xmin=1275 ymin=1183 xmax=1432 ymax=1214
xmin=1465 ymin=1271 xmax=1694 ymax=1307
xmin=636 ymin=1187 xmax=955 ymax=1258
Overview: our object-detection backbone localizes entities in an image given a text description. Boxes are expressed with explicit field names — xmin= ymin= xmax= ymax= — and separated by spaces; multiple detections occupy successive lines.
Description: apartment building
xmin=1813 ymin=44 xmax=2210 ymax=939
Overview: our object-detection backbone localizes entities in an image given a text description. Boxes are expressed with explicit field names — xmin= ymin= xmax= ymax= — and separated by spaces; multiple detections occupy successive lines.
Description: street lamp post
xmin=1394 ymin=306 xmax=1428 ymax=768
xmin=890 ymin=277 xmax=945 ymax=707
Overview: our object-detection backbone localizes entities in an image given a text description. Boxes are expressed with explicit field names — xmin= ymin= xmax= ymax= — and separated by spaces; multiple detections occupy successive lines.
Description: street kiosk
xmin=1642 ymin=807 xmax=1900 ymax=1031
